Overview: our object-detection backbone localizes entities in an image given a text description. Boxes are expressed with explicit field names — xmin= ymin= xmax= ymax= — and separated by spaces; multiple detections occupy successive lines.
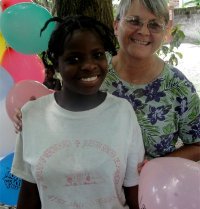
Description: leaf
xmin=174 ymin=52 xmax=183 ymax=59
xmin=163 ymin=123 xmax=174 ymax=134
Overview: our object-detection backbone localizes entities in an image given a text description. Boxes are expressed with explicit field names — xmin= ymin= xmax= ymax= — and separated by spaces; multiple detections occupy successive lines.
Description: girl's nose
xmin=81 ymin=58 xmax=98 ymax=71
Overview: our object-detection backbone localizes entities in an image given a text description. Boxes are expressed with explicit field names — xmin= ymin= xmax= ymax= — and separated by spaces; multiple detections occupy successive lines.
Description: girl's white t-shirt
xmin=12 ymin=93 xmax=144 ymax=209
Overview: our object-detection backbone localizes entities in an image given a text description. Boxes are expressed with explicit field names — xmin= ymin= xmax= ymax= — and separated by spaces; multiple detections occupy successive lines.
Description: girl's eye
xmin=93 ymin=51 xmax=106 ymax=59
xmin=65 ymin=56 xmax=80 ymax=64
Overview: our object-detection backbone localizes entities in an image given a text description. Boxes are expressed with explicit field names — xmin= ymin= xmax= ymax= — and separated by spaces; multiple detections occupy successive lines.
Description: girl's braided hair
xmin=41 ymin=15 xmax=117 ymax=67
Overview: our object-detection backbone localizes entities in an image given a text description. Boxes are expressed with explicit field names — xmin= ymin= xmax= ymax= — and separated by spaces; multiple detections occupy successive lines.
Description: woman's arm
xmin=17 ymin=180 xmax=41 ymax=209
xmin=166 ymin=142 xmax=200 ymax=161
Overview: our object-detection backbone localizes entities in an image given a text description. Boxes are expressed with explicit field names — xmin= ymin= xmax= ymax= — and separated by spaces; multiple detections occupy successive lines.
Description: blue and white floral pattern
xmin=101 ymin=59 xmax=200 ymax=159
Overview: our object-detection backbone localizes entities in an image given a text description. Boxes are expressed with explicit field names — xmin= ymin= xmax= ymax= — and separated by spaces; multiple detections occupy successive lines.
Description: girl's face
xmin=114 ymin=0 xmax=167 ymax=59
xmin=57 ymin=30 xmax=108 ymax=96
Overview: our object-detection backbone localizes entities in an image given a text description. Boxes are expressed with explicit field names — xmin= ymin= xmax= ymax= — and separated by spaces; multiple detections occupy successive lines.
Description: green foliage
xmin=33 ymin=0 xmax=54 ymax=13
xmin=183 ymin=0 xmax=200 ymax=7
xmin=157 ymin=24 xmax=185 ymax=66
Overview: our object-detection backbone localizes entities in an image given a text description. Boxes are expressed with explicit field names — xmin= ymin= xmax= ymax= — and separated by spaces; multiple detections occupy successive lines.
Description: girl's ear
xmin=53 ymin=62 xmax=59 ymax=72
xmin=55 ymin=66 xmax=59 ymax=73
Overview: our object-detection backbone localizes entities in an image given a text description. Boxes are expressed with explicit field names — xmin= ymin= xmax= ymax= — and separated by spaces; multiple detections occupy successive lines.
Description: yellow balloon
xmin=0 ymin=33 xmax=7 ymax=63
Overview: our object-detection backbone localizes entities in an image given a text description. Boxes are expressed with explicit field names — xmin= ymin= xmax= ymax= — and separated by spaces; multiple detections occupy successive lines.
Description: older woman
xmin=101 ymin=0 xmax=200 ymax=161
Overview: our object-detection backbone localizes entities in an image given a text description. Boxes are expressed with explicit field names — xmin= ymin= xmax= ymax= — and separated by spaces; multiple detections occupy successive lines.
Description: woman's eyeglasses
xmin=124 ymin=16 xmax=166 ymax=33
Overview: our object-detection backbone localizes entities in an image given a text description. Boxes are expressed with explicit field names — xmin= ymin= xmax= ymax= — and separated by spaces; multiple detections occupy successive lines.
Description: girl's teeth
xmin=81 ymin=76 xmax=97 ymax=81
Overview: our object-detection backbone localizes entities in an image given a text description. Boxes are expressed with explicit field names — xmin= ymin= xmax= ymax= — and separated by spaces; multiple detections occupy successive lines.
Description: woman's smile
xmin=130 ymin=38 xmax=150 ymax=45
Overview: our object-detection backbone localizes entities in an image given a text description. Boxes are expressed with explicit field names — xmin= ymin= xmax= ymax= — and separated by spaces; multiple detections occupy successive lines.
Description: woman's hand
xmin=13 ymin=108 xmax=22 ymax=133
xmin=13 ymin=96 xmax=36 ymax=133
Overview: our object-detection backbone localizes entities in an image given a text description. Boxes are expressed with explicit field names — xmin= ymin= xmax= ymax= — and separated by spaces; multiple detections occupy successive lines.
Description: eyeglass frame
xmin=123 ymin=16 xmax=166 ymax=33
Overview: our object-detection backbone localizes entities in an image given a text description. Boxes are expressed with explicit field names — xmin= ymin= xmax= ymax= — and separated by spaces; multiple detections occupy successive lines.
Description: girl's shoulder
xmin=21 ymin=93 xmax=54 ymax=113
xmin=106 ymin=92 xmax=136 ymax=113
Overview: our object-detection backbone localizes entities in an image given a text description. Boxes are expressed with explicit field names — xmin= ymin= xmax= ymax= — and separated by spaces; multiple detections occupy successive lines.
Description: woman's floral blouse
xmin=101 ymin=58 xmax=200 ymax=159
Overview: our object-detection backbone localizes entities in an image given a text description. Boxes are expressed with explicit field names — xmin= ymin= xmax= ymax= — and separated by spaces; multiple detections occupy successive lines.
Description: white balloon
xmin=0 ymin=99 xmax=17 ymax=157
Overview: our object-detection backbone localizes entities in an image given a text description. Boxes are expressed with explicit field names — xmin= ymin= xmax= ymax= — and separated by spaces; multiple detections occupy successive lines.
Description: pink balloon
xmin=6 ymin=80 xmax=52 ymax=121
xmin=2 ymin=48 xmax=45 ymax=83
xmin=1 ymin=0 xmax=32 ymax=11
xmin=139 ymin=157 xmax=200 ymax=209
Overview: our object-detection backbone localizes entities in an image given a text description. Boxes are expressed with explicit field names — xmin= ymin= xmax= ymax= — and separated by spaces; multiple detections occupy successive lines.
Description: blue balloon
xmin=0 ymin=2 xmax=56 ymax=54
xmin=0 ymin=152 xmax=22 ymax=206
xmin=0 ymin=66 xmax=14 ymax=101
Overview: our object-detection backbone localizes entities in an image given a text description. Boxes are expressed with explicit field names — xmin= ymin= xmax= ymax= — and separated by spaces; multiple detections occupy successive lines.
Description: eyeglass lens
xmin=125 ymin=16 xmax=165 ymax=33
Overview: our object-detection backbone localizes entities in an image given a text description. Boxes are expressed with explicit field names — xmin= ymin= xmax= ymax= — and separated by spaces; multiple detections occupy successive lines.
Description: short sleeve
xmin=11 ymin=132 xmax=36 ymax=183
xmin=123 ymin=109 xmax=145 ymax=187
xmin=178 ymin=87 xmax=200 ymax=144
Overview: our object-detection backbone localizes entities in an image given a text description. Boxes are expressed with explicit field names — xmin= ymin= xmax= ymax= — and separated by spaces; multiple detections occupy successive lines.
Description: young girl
xmin=12 ymin=16 xmax=144 ymax=209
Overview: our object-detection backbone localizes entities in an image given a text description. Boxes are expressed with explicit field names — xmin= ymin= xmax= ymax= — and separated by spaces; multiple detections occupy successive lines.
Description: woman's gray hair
xmin=115 ymin=0 xmax=169 ymax=23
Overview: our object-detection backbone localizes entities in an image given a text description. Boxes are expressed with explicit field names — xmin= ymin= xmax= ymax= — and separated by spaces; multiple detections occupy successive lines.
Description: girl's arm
xmin=124 ymin=185 xmax=139 ymax=209
xmin=17 ymin=180 xmax=41 ymax=209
